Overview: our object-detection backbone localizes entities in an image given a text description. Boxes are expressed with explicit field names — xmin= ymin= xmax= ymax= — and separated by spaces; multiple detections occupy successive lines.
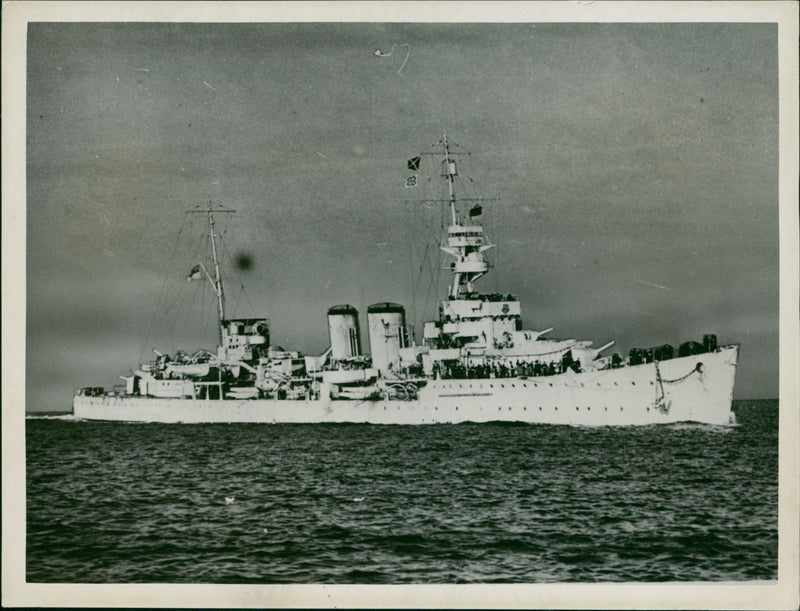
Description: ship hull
xmin=73 ymin=346 xmax=738 ymax=426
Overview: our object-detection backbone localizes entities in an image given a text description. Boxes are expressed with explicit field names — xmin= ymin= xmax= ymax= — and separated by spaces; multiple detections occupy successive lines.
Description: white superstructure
xmin=73 ymin=134 xmax=738 ymax=426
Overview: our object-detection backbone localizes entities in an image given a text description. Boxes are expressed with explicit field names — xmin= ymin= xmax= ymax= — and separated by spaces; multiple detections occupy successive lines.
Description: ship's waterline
xmin=74 ymin=346 xmax=737 ymax=425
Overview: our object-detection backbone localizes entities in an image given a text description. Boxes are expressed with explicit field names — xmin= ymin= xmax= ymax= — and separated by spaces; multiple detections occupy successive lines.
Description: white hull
xmin=74 ymin=346 xmax=738 ymax=426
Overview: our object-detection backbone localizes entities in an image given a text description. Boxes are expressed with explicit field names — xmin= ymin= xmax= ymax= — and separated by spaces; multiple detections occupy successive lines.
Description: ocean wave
xmin=25 ymin=400 xmax=778 ymax=583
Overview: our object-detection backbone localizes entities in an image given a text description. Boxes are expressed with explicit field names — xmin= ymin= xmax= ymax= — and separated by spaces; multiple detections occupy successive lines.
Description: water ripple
xmin=26 ymin=400 xmax=777 ymax=583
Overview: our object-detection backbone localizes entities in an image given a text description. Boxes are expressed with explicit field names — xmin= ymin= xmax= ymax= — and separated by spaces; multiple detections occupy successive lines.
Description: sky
xmin=24 ymin=20 xmax=779 ymax=409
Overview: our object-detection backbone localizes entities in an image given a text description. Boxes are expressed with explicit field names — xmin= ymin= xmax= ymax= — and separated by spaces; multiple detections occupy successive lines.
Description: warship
xmin=73 ymin=134 xmax=738 ymax=425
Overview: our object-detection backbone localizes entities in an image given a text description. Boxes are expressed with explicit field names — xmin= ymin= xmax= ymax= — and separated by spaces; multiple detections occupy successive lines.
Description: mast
xmin=187 ymin=202 xmax=235 ymax=345
xmin=437 ymin=133 xmax=494 ymax=299
xmin=208 ymin=209 xmax=226 ymax=342
xmin=442 ymin=132 xmax=458 ymax=226
xmin=406 ymin=133 xmax=496 ymax=299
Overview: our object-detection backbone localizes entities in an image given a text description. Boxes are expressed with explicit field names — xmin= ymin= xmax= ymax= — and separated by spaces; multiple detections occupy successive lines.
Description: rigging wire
xmin=218 ymin=214 xmax=259 ymax=319
xmin=170 ymin=213 xmax=216 ymax=353
xmin=167 ymin=214 xmax=213 ymax=351
xmin=409 ymin=197 xmax=417 ymax=341
xmin=139 ymin=215 xmax=190 ymax=365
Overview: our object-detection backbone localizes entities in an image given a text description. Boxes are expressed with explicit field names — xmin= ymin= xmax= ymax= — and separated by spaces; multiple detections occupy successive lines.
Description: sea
xmin=25 ymin=400 xmax=778 ymax=584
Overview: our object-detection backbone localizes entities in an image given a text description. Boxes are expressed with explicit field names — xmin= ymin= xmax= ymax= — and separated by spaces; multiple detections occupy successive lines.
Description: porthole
xmin=549 ymin=383 xmax=553 ymax=387
xmin=597 ymin=383 xmax=601 ymax=387
xmin=580 ymin=383 xmax=584 ymax=387
xmin=632 ymin=382 xmax=636 ymax=386
xmin=555 ymin=406 xmax=558 ymax=411
xmin=539 ymin=406 xmax=542 ymax=410
xmin=587 ymin=407 xmax=591 ymax=411
xmin=649 ymin=381 xmax=654 ymax=385
xmin=576 ymin=406 xmax=579 ymax=411
xmin=620 ymin=407 xmax=623 ymax=411
xmin=523 ymin=384 xmax=528 ymax=388
xmin=511 ymin=384 xmax=515 ymax=388
xmin=500 ymin=384 xmax=505 ymax=388
xmin=614 ymin=382 xmax=618 ymax=386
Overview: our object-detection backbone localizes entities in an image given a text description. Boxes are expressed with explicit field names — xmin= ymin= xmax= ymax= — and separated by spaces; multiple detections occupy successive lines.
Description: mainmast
xmin=208 ymin=209 xmax=226 ymax=336
xmin=187 ymin=202 xmax=235 ymax=345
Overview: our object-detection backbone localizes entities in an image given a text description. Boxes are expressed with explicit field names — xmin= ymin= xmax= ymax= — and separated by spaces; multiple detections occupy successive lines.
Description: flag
xmin=469 ymin=205 xmax=482 ymax=217
xmin=187 ymin=264 xmax=203 ymax=281
xmin=405 ymin=175 xmax=418 ymax=188
xmin=407 ymin=156 xmax=421 ymax=171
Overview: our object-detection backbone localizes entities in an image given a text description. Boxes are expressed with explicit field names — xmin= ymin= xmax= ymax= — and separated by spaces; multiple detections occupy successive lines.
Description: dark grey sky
xmin=26 ymin=21 xmax=779 ymax=408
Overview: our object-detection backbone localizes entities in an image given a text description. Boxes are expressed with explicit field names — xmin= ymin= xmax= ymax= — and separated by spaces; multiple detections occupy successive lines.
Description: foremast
xmin=413 ymin=133 xmax=522 ymax=361
xmin=435 ymin=133 xmax=494 ymax=299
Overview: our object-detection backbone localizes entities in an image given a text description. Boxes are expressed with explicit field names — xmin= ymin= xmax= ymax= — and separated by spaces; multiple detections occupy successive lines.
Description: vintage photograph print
xmin=4 ymin=2 xmax=798 ymax=609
